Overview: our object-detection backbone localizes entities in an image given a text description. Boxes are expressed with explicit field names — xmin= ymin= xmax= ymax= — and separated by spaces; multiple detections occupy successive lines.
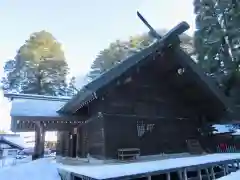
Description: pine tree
xmin=193 ymin=0 xmax=240 ymax=96
xmin=88 ymin=30 xmax=194 ymax=80
xmin=1 ymin=31 xmax=69 ymax=96
xmin=194 ymin=0 xmax=224 ymax=76
xmin=66 ymin=76 xmax=78 ymax=96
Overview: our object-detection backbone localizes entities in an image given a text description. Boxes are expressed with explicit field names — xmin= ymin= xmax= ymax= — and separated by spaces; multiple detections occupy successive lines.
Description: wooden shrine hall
xmin=4 ymin=20 xmax=234 ymax=160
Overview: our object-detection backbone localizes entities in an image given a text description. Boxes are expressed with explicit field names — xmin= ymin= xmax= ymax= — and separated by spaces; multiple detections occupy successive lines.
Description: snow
xmin=0 ymin=158 xmax=60 ymax=180
xmin=10 ymin=98 xmax=66 ymax=118
xmin=3 ymin=135 xmax=27 ymax=149
xmin=5 ymin=93 xmax=72 ymax=100
xmin=218 ymin=170 xmax=240 ymax=180
xmin=0 ymin=157 xmax=31 ymax=168
xmin=232 ymin=130 xmax=240 ymax=136
xmin=213 ymin=124 xmax=231 ymax=134
xmin=212 ymin=124 xmax=240 ymax=136
xmin=59 ymin=153 xmax=240 ymax=179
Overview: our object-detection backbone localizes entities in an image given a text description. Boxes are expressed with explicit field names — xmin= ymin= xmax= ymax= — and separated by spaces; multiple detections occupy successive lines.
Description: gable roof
xmin=5 ymin=93 xmax=71 ymax=119
xmin=11 ymin=97 xmax=68 ymax=118
xmin=60 ymin=22 xmax=232 ymax=116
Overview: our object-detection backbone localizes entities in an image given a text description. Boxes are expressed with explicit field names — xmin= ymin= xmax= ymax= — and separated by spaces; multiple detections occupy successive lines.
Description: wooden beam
xmin=14 ymin=120 xmax=85 ymax=132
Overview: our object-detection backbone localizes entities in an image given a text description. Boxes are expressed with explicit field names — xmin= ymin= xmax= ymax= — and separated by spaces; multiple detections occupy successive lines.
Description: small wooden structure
xmin=4 ymin=18 xmax=233 ymax=160
xmin=118 ymin=148 xmax=140 ymax=160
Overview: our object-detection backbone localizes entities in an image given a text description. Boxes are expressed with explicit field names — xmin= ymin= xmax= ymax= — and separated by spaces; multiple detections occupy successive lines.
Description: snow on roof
xmin=231 ymin=130 xmax=240 ymax=136
xmin=218 ymin=170 xmax=240 ymax=180
xmin=4 ymin=93 xmax=72 ymax=101
xmin=212 ymin=124 xmax=240 ymax=136
xmin=213 ymin=124 xmax=232 ymax=134
xmin=0 ymin=158 xmax=60 ymax=180
xmin=58 ymin=153 xmax=240 ymax=179
xmin=10 ymin=98 xmax=66 ymax=118
xmin=3 ymin=135 xmax=27 ymax=149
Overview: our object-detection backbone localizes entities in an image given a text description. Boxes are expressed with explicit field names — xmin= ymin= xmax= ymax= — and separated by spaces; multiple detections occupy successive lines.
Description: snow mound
xmin=0 ymin=159 xmax=60 ymax=180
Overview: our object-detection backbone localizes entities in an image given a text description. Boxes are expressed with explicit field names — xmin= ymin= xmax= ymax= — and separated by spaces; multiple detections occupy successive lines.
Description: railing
xmin=216 ymin=144 xmax=238 ymax=153
xmin=139 ymin=159 xmax=240 ymax=180
xmin=60 ymin=156 xmax=240 ymax=180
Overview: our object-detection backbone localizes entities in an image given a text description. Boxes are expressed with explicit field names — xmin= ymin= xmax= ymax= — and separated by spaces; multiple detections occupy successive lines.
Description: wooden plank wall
xmin=103 ymin=114 xmax=200 ymax=158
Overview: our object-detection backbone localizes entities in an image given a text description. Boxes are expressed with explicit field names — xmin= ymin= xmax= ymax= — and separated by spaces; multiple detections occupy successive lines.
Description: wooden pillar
xmin=72 ymin=127 xmax=78 ymax=158
xmin=40 ymin=130 xmax=45 ymax=158
xmin=231 ymin=162 xmax=236 ymax=172
xmin=62 ymin=131 xmax=70 ymax=157
xmin=57 ymin=131 xmax=65 ymax=156
xmin=56 ymin=132 xmax=61 ymax=156
xmin=225 ymin=164 xmax=229 ymax=174
xmin=76 ymin=127 xmax=80 ymax=157
xmin=166 ymin=172 xmax=171 ymax=180
xmin=178 ymin=170 xmax=183 ymax=180
xmin=211 ymin=166 xmax=215 ymax=180
xmin=236 ymin=161 xmax=240 ymax=169
xmin=205 ymin=168 xmax=211 ymax=180
xmin=197 ymin=169 xmax=202 ymax=180
xmin=223 ymin=164 xmax=227 ymax=176
xmin=68 ymin=132 xmax=73 ymax=157
xmin=183 ymin=168 xmax=188 ymax=180
xmin=60 ymin=132 xmax=66 ymax=156
xmin=32 ymin=121 xmax=45 ymax=160
xmin=75 ymin=127 xmax=80 ymax=158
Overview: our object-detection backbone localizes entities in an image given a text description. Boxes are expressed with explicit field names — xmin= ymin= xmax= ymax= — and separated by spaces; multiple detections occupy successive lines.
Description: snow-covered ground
xmin=0 ymin=157 xmax=31 ymax=168
xmin=218 ymin=170 xmax=240 ymax=180
xmin=0 ymin=158 xmax=60 ymax=180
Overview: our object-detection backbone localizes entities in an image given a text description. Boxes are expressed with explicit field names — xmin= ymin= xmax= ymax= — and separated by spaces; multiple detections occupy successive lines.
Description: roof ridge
xmin=61 ymin=22 xmax=189 ymax=113
xmin=4 ymin=93 xmax=71 ymax=101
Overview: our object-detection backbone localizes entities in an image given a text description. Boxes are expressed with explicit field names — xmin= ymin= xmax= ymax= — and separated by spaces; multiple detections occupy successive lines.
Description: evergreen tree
xmin=1 ymin=31 xmax=70 ymax=96
xmin=193 ymin=0 xmax=240 ymax=96
xmin=88 ymin=30 xmax=194 ymax=80
xmin=66 ymin=76 xmax=78 ymax=96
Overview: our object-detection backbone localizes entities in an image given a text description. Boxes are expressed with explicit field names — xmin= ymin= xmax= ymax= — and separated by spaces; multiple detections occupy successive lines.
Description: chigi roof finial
xmin=137 ymin=11 xmax=190 ymax=43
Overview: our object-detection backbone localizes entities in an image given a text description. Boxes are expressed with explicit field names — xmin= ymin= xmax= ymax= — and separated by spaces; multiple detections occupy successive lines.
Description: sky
xmin=0 ymin=0 xmax=195 ymax=132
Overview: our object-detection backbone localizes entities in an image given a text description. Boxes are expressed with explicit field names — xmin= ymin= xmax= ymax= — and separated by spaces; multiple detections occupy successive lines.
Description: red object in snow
xmin=219 ymin=143 xmax=227 ymax=152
